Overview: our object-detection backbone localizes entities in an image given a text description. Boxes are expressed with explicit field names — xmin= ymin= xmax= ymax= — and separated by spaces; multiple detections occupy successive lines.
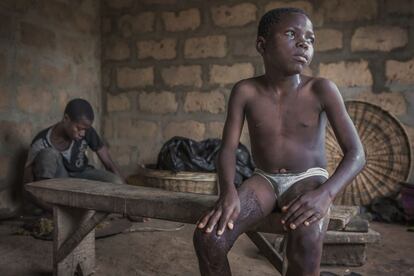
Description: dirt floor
xmin=0 ymin=217 xmax=413 ymax=276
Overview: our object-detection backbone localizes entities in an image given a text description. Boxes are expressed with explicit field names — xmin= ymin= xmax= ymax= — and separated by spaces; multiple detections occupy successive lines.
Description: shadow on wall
xmin=0 ymin=125 xmax=31 ymax=219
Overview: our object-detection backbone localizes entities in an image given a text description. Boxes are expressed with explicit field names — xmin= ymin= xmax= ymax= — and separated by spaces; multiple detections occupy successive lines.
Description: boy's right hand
xmin=197 ymin=189 xmax=240 ymax=236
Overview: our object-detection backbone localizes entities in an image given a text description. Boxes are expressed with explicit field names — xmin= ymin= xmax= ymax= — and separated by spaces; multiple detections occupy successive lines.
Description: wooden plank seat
xmin=25 ymin=178 xmax=380 ymax=276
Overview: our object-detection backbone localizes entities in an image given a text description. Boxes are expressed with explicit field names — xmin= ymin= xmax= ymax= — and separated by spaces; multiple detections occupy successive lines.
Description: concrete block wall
xmin=0 ymin=0 xmax=101 ymax=217
xmin=102 ymin=0 xmax=414 ymax=178
xmin=1 ymin=0 xmax=413 ymax=215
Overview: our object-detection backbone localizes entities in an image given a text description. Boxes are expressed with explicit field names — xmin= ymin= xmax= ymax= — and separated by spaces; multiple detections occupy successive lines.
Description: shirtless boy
xmin=193 ymin=8 xmax=365 ymax=276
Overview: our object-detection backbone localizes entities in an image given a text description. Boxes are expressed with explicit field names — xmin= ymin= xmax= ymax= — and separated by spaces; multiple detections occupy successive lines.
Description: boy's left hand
xmin=281 ymin=188 xmax=332 ymax=230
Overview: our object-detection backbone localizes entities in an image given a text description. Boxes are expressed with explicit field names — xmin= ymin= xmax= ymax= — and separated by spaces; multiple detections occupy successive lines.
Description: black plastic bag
xmin=368 ymin=197 xmax=405 ymax=223
xmin=156 ymin=136 xmax=255 ymax=187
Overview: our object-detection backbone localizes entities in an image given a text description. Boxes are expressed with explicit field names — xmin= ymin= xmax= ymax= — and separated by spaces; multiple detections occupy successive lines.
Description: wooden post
xmin=246 ymin=231 xmax=284 ymax=273
xmin=53 ymin=206 xmax=96 ymax=276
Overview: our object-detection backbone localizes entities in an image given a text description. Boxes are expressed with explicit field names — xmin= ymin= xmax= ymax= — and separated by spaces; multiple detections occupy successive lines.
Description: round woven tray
xmin=326 ymin=100 xmax=412 ymax=206
xmin=127 ymin=165 xmax=218 ymax=195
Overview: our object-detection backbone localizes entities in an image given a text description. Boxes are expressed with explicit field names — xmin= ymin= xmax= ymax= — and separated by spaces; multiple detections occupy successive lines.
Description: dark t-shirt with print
xmin=27 ymin=126 xmax=104 ymax=172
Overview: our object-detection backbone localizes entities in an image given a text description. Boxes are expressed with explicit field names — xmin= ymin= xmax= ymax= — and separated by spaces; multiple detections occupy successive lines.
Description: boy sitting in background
xmin=24 ymin=98 xmax=124 ymax=210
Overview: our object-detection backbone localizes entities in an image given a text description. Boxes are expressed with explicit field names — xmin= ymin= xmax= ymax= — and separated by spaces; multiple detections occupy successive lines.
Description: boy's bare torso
xmin=241 ymin=74 xmax=327 ymax=173
xmin=194 ymin=10 xmax=365 ymax=276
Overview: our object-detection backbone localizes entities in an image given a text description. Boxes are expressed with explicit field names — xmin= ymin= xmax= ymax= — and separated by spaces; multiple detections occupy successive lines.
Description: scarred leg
xmin=193 ymin=175 xmax=277 ymax=276
xmin=284 ymin=214 xmax=329 ymax=276
xmin=279 ymin=177 xmax=330 ymax=276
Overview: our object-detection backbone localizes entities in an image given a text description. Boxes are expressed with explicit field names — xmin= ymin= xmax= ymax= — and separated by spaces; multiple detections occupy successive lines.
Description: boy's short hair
xmin=258 ymin=8 xmax=308 ymax=39
xmin=64 ymin=98 xmax=94 ymax=122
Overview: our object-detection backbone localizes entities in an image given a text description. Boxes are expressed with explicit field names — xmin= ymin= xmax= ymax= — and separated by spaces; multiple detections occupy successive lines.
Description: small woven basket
xmin=127 ymin=165 xmax=218 ymax=195
xmin=326 ymin=100 xmax=412 ymax=206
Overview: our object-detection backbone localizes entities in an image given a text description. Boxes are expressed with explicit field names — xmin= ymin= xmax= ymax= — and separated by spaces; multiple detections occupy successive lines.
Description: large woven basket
xmin=326 ymin=100 xmax=412 ymax=206
xmin=127 ymin=165 xmax=218 ymax=195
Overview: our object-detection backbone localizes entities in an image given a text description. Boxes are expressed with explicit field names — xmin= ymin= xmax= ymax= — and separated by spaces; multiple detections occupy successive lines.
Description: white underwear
xmin=253 ymin=167 xmax=329 ymax=198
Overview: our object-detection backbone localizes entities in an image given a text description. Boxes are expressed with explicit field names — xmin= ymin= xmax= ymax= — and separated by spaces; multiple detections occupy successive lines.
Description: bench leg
xmin=53 ymin=206 xmax=98 ymax=276
xmin=246 ymin=231 xmax=284 ymax=273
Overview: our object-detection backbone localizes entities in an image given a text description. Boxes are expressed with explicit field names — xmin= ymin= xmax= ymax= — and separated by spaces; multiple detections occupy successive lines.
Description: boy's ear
xmin=256 ymin=36 xmax=266 ymax=55
xmin=63 ymin=114 xmax=70 ymax=123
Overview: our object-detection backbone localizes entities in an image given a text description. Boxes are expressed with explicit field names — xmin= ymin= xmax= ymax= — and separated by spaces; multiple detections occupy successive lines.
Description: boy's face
xmin=257 ymin=12 xmax=314 ymax=75
xmin=62 ymin=114 xmax=92 ymax=141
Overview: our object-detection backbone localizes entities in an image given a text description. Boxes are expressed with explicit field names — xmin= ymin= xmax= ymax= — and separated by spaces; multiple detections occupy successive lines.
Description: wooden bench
xmin=25 ymin=179 xmax=380 ymax=276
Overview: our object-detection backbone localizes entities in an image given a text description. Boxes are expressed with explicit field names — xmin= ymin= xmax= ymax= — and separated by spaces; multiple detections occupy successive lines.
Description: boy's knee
xmin=108 ymin=174 xmax=124 ymax=184
xmin=82 ymin=169 xmax=124 ymax=184
xmin=287 ymin=225 xmax=324 ymax=271
xmin=295 ymin=226 xmax=323 ymax=251
xmin=193 ymin=227 xmax=230 ymax=256
xmin=193 ymin=227 xmax=209 ymax=250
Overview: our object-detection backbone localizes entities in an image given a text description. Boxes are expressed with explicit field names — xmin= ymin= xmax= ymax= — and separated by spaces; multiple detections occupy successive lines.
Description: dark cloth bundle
xmin=156 ymin=136 xmax=255 ymax=187
xmin=368 ymin=197 xmax=405 ymax=223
